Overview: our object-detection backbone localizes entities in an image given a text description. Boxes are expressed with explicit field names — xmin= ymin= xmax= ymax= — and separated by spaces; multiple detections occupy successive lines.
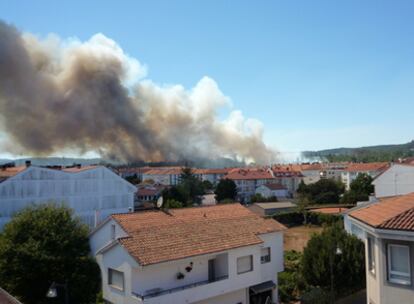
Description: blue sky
xmin=1 ymin=0 xmax=414 ymax=155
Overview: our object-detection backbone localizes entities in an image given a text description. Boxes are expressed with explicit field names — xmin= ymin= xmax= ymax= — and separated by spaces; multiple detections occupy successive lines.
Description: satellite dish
xmin=156 ymin=196 xmax=163 ymax=208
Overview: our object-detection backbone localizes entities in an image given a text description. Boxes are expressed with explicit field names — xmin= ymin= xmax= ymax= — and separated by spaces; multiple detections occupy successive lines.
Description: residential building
xmin=135 ymin=184 xmax=165 ymax=204
xmin=299 ymin=163 xmax=323 ymax=184
xmin=255 ymin=183 xmax=289 ymax=199
xmin=90 ymin=204 xmax=286 ymax=304
xmin=373 ymin=163 xmax=414 ymax=198
xmin=224 ymin=168 xmax=276 ymax=203
xmin=249 ymin=202 xmax=296 ymax=217
xmin=319 ymin=163 xmax=348 ymax=182
xmin=0 ymin=162 xmax=136 ymax=229
xmin=142 ymin=167 xmax=183 ymax=185
xmin=341 ymin=162 xmax=389 ymax=190
xmin=195 ymin=168 xmax=232 ymax=185
xmin=271 ymin=171 xmax=303 ymax=195
xmin=117 ymin=167 xmax=153 ymax=180
xmin=344 ymin=193 xmax=414 ymax=304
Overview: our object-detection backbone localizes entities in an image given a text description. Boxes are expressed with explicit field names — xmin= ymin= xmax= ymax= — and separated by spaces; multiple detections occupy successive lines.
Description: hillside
xmin=302 ymin=140 xmax=414 ymax=162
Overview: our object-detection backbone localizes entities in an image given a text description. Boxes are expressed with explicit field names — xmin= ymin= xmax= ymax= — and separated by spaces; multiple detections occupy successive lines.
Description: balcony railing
xmin=132 ymin=275 xmax=228 ymax=300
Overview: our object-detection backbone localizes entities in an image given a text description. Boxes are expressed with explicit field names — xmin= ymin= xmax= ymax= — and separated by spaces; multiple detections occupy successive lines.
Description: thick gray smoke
xmin=0 ymin=21 xmax=277 ymax=164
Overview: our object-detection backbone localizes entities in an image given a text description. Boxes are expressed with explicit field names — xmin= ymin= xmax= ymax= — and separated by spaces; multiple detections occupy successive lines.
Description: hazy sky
xmin=1 ymin=0 xmax=414 ymax=157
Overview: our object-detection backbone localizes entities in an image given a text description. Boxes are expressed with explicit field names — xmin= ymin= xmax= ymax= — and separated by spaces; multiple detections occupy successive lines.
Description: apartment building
xmin=0 ymin=163 xmax=136 ymax=229
xmin=224 ymin=168 xmax=276 ymax=203
xmin=341 ymin=162 xmax=389 ymax=190
xmin=345 ymin=193 xmax=414 ymax=304
xmin=89 ymin=204 xmax=286 ymax=304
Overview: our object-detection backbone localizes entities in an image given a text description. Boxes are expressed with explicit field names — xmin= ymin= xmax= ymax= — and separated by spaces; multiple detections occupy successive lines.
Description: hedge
xmin=273 ymin=211 xmax=341 ymax=227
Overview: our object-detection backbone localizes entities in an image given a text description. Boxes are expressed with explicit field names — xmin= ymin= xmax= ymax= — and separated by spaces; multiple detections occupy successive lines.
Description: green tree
xmin=297 ymin=179 xmax=345 ymax=204
xmin=296 ymin=195 xmax=310 ymax=224
xmin=302 ymin=223 xmax=365 ymax=300
xmin=215 ymin=179 xmax=237 ymax=202
xmin=341 ymin=173 xmax=374 ymax=204
xmin=201 ymin=180 xmax=213 ymax=192
xmin=278 ymin=250 xmax=305 ymax=303
xmin=179 ymin=167 xmax=204 ymax=206
xmin=164 ymin=199 xmax=183 ymax=209
xmin=125 ymin=173 xmax=141 ymax=185
xmin=0 ymin=204 xmax=100 ymax=304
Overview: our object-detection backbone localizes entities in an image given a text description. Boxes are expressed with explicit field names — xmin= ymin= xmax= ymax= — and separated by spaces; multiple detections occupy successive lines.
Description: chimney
xmin=76 ymin=163 xmax=81 ymax=169
xmin=25 ymin=160 xmax=31 ymax=167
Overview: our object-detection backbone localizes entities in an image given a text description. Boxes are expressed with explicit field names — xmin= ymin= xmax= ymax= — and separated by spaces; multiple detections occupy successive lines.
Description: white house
xmin=255 ymin=184 xmax=289 ymax=199
xmin=89 ymin=204 xmax=286 ymax=304
xmin=373 ymin=163 xmax=414 ymax=198
xmin=345 ymin=193 xmax=414 ymax=304
xmin=341 ymin=162 xmax=389 ymax=190
xmin=0 ymin=163 xmax=136 ymax=229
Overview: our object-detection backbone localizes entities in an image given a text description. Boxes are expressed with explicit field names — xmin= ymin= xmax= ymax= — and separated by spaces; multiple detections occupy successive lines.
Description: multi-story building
xmin=341 ymin=162 xmax=389 ymax=190
xmin=224 ymin=168 xmax=276 ymax=202
xmin=0 ymin=162 xmax=136 ymax=229
xmin=195 ymin=168 xmax=232 ymax=185
xmin=89 ymin=204 xmax=286 ymax=304
xmin=344 ymin=193 xmax=414 ymax=304
xmin=142 ymin=167 xmax=183 ymax=185
xmin=373 ymin=163 xmax=414 ymax=198
xmin=255 ymin=183 xmax=290 ymax=199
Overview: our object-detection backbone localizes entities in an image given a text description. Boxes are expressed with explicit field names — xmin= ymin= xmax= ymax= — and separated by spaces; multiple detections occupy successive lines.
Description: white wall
xmin=0 ymin=166 xmax=135 ymax=229
xmin=373 ymin=164 xmax=414 ymax=198
xmin=92 ymin=228 xmax=284 ymax=304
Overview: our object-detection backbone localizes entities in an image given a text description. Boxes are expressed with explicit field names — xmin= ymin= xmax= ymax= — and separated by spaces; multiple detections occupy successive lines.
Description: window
xmin=387 ymin=244 xmax=411 ymax=285
xmin=111 ymin=224 xmax=116 ymax=240
xmin=261 ymin=247 xmax=271 ymax=264
xmin=237 ymin=255 xmax=253 ymax=274
xmin=108 ymin=268 xmax=124 ymax=291
xmin=367 ymin=236 xmax=375 ymax=274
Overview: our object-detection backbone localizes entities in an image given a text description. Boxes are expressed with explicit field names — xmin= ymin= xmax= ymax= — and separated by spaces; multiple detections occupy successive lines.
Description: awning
xmin=250 ymin=281 xmax=276 ymax=294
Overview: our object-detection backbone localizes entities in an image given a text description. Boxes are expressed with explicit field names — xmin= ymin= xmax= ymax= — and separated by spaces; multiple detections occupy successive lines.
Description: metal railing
xmin=132 ymin=275 xmax=229 ymax=300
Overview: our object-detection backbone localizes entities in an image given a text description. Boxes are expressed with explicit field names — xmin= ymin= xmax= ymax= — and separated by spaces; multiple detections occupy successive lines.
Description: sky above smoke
xmin=0 ymin=21 xmax=277 ymax=164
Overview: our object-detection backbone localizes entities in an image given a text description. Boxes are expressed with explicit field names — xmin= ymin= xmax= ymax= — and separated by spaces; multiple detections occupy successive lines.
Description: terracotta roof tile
xmin=349 ymin=193 xmax=414 ymax=231
xmin=345 ymin=162 xmax=389 ymax=173
xmin=113 ymin=204 xmax=286 ymax=265
xmin=224 ymin=168 xmax=274 ymax=180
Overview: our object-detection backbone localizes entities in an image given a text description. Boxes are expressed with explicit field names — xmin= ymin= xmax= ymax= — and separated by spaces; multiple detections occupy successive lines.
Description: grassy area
xmin=284 ymin=225 xmax=323 ymax=252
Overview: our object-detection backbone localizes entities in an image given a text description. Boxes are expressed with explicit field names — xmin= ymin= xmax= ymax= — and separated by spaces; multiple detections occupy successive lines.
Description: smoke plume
xmin=0 ymin=21 xmax=277 ymax=164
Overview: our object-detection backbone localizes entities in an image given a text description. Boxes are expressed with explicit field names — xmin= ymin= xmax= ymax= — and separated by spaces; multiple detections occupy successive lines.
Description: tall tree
xmin=341 ymin=173 xmax=374 ymax=204
xmin=302 ymin=223 xmax=365 ymax=300
xmin=215 ymin=179 xmax=237 ymax=202
xmin=0 ymin=204 xmax=100 ymax=304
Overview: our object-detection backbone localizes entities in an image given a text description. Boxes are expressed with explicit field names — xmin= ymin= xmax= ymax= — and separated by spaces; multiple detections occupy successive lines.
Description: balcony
xmin=132 ymin=275 xmax=228 ymax=300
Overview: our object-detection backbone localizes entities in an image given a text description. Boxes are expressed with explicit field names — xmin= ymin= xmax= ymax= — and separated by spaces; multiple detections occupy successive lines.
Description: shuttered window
xmin=237 ymin=255 xmax=253 ymax=274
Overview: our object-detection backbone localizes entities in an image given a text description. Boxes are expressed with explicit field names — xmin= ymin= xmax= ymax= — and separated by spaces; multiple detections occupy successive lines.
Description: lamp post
xmin=329 ymin=246 xmax=342 ymax=304
xmin=46 ymin=281 xmax=69 ymax=304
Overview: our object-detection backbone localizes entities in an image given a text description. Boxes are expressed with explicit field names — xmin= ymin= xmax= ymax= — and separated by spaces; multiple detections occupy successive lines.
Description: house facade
xmin=345 ymin=193 xmax=414 ymax=304
xmin=89 ymin=204 xmax=286 ymax=304
xmin=0 ymin=163 xmax=136 ymax=229
xmin=373 ymin=163 xmax=414 ymax=198
xmin=224 ymin=168 xmax=276 ymax=203
xmin=341 ymin=162 xmax=389 ymax=190
xmin=255 ymin=184 xmax=289 ymax=199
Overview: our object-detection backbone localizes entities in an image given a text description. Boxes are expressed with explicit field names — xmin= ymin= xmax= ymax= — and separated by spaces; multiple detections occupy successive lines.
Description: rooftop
xmin=253 ymin=202 xmax=296 ymax=209
xmin=349 ymin=193 xmax=414 ymax=231
xmin=112 ymin=203 xmax=285 ymax=266
xmin=345 ymin=162 xmax=389 ymax=172
xmin=224 ymin=168 xmax=274 ymax=180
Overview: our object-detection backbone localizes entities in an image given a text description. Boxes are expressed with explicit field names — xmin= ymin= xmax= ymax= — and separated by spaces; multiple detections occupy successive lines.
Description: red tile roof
xmin=345 ymin=162 xmax=389 ymax=173
xmin=113 ymin=204 xmax=286 ymax=266
xmin=224 ymin=168 xmax=274 ymax=180
xmin=349 ymin=193 xmax=414 ymax=231
xmin=0 ymin=166 xmax=26 ymax=178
